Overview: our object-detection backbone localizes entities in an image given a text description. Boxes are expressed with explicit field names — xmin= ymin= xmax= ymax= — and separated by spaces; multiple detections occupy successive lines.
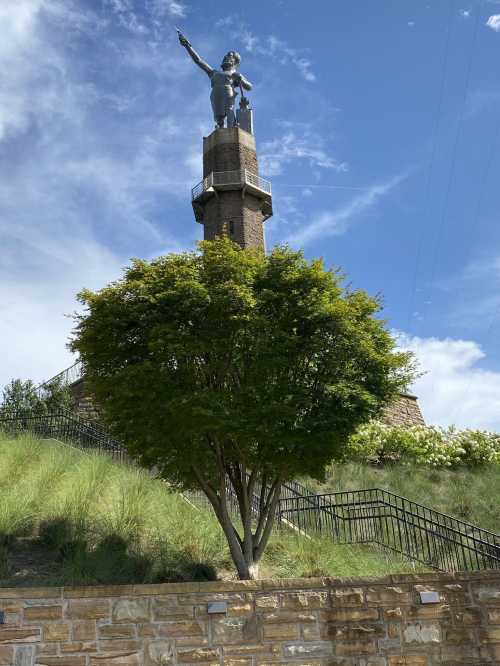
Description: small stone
xmin=403 ymin=623 xmax=440 ymax=644
xmin=146 ymin=639 xmax=174 ymax=665
xmin=112 ymin=599 xmax=150 ymax=623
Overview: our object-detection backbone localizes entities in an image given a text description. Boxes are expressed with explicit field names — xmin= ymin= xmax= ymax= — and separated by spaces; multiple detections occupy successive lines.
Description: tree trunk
xmin=191 ymin=457 xmax=282 ymax=580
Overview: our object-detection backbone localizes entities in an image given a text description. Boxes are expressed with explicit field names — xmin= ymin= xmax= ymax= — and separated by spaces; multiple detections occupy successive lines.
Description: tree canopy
xmin=71 ymin=238 xmax=415 ymax=578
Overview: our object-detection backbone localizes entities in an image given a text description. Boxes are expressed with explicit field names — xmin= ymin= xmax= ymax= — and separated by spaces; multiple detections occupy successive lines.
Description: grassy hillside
xmin=303 ymin=462 xmax=500 ymax=534
xmin=0 ymin=433 xmax=422 ymax=586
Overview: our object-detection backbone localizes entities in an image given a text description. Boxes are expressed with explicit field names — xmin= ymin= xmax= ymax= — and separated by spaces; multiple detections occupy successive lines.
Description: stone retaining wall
xmin=1 ymin=571 xmax=500 ymax=665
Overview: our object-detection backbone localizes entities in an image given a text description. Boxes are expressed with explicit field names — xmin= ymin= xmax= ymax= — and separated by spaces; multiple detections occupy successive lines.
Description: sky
xmin=1 ymin=0 xmax=500 ymax=430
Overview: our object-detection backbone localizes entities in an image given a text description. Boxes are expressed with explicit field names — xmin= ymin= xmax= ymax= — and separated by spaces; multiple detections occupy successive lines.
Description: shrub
xmin=346 ymin=421 xmax=500 ymax=468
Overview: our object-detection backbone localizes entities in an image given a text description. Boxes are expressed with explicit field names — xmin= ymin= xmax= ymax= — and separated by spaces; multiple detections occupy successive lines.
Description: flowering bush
xmin=345 ymin=421 xmax=500 ymax=468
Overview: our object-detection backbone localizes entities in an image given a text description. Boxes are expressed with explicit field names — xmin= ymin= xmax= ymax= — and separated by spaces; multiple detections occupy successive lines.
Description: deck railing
xmin=192 ymin=169 xmax=271 ymax=200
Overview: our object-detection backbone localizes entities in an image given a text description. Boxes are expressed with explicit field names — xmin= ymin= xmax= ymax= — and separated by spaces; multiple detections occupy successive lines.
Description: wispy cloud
xmin=260 ymin=127 xmax=347 ymax=177
xmin=284 ymin=172 xmax=408 ymax=247
xmin=215 ymin=16 xmax=316 ymax=82
xmin=486 ymin=14 xmax=500 ymax=31
xmin=465 ymin=88 xmax=500 ymax=118
xmin=459 ymin=9 xmax=471 ymax=18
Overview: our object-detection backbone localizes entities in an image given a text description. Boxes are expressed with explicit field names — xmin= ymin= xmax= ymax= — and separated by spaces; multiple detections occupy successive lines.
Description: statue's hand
xmin=232 ymin=72 xmax=242 ymax=85
xmin=177 ymin=30 xmax=190 ymax=48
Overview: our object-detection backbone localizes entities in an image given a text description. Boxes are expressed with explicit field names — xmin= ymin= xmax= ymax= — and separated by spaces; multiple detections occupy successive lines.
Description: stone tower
xmin=191 ymin=127 xmax=273 ymax=250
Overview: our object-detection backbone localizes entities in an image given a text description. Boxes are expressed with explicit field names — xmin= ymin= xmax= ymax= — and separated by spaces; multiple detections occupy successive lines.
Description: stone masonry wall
xmin=382 ymin=395 xmax=425 ymax=427
xmin=1 ymin=571 xmax=500 ymax=665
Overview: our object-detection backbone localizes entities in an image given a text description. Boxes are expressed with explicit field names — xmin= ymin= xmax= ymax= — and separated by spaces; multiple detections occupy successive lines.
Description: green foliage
xmin=70 ymin=238 xmax=415 ymax=577
xmin=71 ymin=238 xmax=414 ymax=484
xmin=345 ymin=421 xmax=500 ymax=467
xmin=1 ymin=376 xmax=74 ymax=416
xmin=0 ymin=434 xmax=420 ymax=586
xmin=1 ymin=379 xmax=44 ymax=416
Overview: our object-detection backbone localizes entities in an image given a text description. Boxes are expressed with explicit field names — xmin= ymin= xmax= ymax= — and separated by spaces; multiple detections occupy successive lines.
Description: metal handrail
xmin=2 ymin=411 xmax=498 ymax=572
xmin=191 ymin=169 xmax=271 ymax=200
xmin=36 ymin=360 xmax=83 ymax=394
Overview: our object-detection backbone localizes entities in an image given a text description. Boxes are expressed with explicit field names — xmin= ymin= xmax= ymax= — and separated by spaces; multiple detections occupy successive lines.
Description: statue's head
xmin=221 ymin=51 xmax=240 ymax=71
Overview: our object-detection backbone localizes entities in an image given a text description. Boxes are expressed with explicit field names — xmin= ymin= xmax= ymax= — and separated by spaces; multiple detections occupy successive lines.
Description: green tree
xmin=1 ymin=379 xmax=44 ymax=416
xmin=38 ymin=376 xmax=75 ymax=414
xmin=71 ymin=238 xmax=415 ymax=579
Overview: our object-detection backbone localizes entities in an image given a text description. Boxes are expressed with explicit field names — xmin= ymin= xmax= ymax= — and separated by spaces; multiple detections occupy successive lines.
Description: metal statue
xmin=177 ymin=29 xmax=253 ymax=130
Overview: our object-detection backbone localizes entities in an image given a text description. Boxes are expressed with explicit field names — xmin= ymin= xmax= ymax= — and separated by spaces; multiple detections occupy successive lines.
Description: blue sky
xmin=1 ymin=0 xmax=500 ymax=429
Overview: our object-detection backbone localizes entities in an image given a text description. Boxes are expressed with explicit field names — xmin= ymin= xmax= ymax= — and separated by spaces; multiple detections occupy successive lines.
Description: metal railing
xmin=2 ymin=411 xmax=499 ymax=572
xmin=278 ymin=489 xmax=500 ymax=572
xmin=0 ymin=410 xmax=127 ymax=462
xmin=37 ymin=360 xmax=84 ymax=394
xmin=191 ymin=169 xmax=271 ymax=200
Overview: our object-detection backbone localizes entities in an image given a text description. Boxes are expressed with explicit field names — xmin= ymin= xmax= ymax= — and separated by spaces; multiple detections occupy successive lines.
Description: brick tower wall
xmin=199 ymin=128 xmax=266 ymax=250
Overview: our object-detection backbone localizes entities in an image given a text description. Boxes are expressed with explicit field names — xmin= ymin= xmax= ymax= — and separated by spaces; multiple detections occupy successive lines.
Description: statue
xmin=177 ymin=29 xmax=253 ymax=130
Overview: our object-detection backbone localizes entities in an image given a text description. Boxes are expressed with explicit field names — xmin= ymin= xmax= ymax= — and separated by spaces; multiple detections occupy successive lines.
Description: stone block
xmin=60 ymin=641 xmax=97 ymax=653
xmin=282 ymin=641 xmax=333 ymax=658
xmin=36 ymin=658 xmax=86 ymax=666
xmin=255 ymin=595 xmax=279 ymax=610
xmin=138 ymin=624 xmax=158 ymax=638
xmin=36 ymin=643 xmax=58 ymax=656
xmin=153 ymin=599 xmax=194 ymax=621
xmin=99 ymin=639 xmax=141 ymax=653
xmin=326 ymin=623 xmax=385 ymax=641
xmin=262 ymin=623 xmax=299 ymax=640
xmin=366 ymin=586 xmax=412 ymax=605
xmin=222 ymin=644 xmax=280 ymax=657
xmin=146 ymin=639 xmax=174 ymax=665
xmin=387 ymin=658 xmax=427 ymax=666
xmin=14 ymin=646 xmax=34 ymax=666
xmin=445 ymin=628 xmax=475 ymax=645
xmin=212 ymin=616 xmax=257 ymax=644
xmin=405 ymin=603 xmax=450 ymax=620
xmin=403 ymin=623 xmax=441 ymax=644
xmin=24 ymin=606 xmax=63 ymax=621
xmin=331 ymin=588 xmax=364 ymax=606
xmin=0 ymin=627 xmax=41 ymax=643
xmin=452 ymin=607 xmax=482 ymax=625
xmin=302 ymin=624 xmax=321 ymax=640
xmin=479 ymin=627 xmax=500 ymax=643
xmin=176 ymin=648 xmax=219 ymax=664
xmin=324 ymin=607 xmax=379 ymax=622
xmin=0 ymin=646 xmax=13 ymax=665
xmin=488 ymin=608 xmax=500 ymax=624
xmin=112 ymin=598 xmax=150 ymax=623
xmin=263 ymin=611 xmax=316 ymax=624
xmin=42 ymin=623 xmax=70 ymax=642
xmin=73 ymin=621 xmax=97 ymax=640
xmin=474 ymin=586 xmax=500 ymax=604
xmin=281 ymin=592 xmax=329 ymax=610
xmin=67 ymin=599 xmax=110 ymax=620
xmin=90 ymin=654 xmax=141 ymax=666
xmin=335 ymin=641 xmax=377 ymax=656
xmin=159 ymin=621 xmax=205 ymax=638
xmin=99 ymin=625 xmax=136 ymax=639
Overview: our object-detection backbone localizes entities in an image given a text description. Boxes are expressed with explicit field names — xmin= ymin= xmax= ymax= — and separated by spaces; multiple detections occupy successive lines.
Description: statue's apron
xmin=210 ymin=71 xmax=235 ymax=118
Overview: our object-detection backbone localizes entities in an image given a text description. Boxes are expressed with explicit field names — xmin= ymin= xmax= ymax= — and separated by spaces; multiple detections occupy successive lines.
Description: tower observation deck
xmin=191 ymin=127 xmax=273 ymax=250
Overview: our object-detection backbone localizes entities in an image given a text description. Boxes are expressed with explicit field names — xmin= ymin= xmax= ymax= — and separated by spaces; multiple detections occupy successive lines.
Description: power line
xmin=406 ymin=0 xmax=454 ymax=332
xmin=416 ymin=1 xmax=481 ymax=331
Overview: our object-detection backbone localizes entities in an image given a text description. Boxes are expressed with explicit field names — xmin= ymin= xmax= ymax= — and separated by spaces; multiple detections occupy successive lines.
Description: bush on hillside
xmin=346 ymin=421 xmax=500 ymax=468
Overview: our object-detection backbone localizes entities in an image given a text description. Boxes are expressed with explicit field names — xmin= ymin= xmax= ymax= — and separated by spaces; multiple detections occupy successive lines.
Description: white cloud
xmin=0 ymin=0 xmax=206 ymax=389
xmin=486 ymin=14 xmax=500 ymax=31
xmin=398 ymin=333 xmax=500 ymax=431
xmin=260 ymin=131 xmax=347 ymax=177
xmin=284 ymin=172 xmax=407 ymax=247
xmin=215 ymin=17 xmax=316 ymax=82
xmin=459 ymin=9 xmax=471 ymax=18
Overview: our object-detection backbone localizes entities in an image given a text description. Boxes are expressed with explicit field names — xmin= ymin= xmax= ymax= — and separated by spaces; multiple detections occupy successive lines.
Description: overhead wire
xmin=415 ymin=2 xmax=481 ymax=331
xmin=405 ymin=0 xmax=455 ymax=333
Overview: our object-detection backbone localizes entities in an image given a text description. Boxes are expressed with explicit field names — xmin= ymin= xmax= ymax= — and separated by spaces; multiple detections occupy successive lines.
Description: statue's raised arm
xmin=177 ymin=30 xmax=213 ymax=76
